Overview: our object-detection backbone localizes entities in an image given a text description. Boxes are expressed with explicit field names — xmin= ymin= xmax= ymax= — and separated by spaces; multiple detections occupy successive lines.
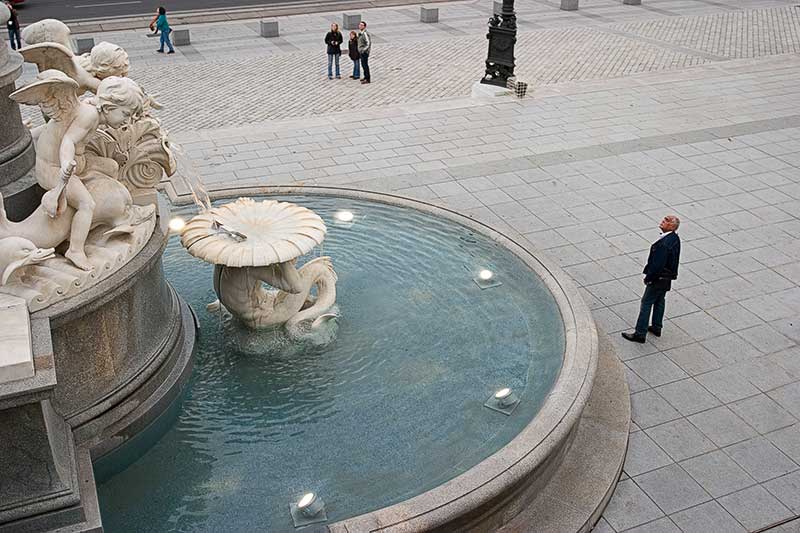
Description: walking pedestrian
xmin=621 ymin=215 xmax=682 ymax=343
xmin=325 ymin=23 xmax=343 ymax=79
xmin=348 ymin=30 xmax=360 ymax=80
xmin=149 ymin=6 xmax=175 ymax=54
xmin=5 ymin=1 xmax=21 ymax=51
xmin=357 ymin=21 xmax=371 ymax=84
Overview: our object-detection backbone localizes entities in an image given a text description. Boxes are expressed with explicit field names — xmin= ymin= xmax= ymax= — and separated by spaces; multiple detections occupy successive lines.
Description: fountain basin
xmin=97 ymin=188 xmax=598 ymax=532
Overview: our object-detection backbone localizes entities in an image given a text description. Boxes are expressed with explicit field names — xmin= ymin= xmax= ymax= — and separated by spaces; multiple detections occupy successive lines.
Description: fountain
xmin=180 ymin=197 xmax=338 ymax=334
xmin=0 ymin=16 xmax=629 ymax=533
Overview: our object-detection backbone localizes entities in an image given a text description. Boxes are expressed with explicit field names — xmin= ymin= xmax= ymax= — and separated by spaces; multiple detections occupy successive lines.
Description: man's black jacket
xmin=643 ymin=232 xmax=681 ymax=290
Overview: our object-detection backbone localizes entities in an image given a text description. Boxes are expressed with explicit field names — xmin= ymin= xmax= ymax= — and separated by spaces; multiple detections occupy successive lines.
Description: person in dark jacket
xmin=5 ymin=1 xmax=21 ymax=50
xmin=324 ymin=23 xmax=343 ymax=79
xmin=347 ymin=30 xmax=360 ymax=80
xmin=622 ymin=215 xmax=682 ymax=343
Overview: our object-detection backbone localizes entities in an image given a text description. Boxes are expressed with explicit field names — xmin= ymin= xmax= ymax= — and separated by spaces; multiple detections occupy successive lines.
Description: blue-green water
xmin=96 ymin=196 xmax=565 ymax=532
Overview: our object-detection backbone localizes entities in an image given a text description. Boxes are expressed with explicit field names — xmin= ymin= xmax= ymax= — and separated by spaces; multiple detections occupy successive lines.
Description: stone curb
xmin=47 ymin=0 xmax=461 ymax=35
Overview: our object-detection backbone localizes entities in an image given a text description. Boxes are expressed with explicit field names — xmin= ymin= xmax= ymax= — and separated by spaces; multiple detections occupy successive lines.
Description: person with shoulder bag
xmin=324 ymin=23 xmax=343 ymax=79
xmin=150 ymin=6 xmax=175 ymax=54
xmin=5 ymin=1 xmax=21 ymax=50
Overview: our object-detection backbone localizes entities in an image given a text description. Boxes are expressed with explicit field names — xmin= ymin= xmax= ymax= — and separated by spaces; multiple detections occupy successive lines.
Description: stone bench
xmin=75 ymin=37 xmax=94 ymax=54
xmin=173 ymin=29 xmax=190 ymax=46
xmin=343 ymin=13 xmax=360 ymax=30
xmin=560 ymin=0 xmax=578 ymax=10
xmin=420 ymin=6 xmax=438 ymax=23
xmin=260 ymin=18 xmax=279 ymax=38
xmin=0 ymin=295 xmax=34 ymax=384
xmin=623 ymin=0 xmax=641 ymax=4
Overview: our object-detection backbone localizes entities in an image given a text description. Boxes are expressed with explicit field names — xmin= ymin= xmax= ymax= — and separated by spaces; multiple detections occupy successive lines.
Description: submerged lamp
xmin=474 ymin=267 xmax=502 ymax=289
xmin=335 ymin=210 xmax=355 ymax=222
xmin=168 ymin=217 xmax=186 ymax=232
xmin=290 ymin=491 xmax=327 ymax=527
xmin=485 ymin=387 xmax=520 ymax=415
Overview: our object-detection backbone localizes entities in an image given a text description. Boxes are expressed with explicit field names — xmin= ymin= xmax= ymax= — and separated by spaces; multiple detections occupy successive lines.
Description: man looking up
xmin=622 ymin=215 xmax=681 ymax=344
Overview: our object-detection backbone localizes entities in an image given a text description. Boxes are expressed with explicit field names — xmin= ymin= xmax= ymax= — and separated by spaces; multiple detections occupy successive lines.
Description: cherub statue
xmin=20 ymin=40 xmax=129 ymax=95
xmin=20 ymin=18 xmax=73 ymax=49
xmin=10 ymin=69 xmax=145 ymax=270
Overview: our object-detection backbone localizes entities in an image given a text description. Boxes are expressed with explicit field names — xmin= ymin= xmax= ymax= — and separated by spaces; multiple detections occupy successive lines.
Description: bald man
xmin=622 ymin=215 xmax=681 ymax=343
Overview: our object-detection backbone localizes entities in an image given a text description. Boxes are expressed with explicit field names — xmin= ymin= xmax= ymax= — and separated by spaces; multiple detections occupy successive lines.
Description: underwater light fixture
xmin=168 ymin=217 xmax=185 ymax=232
xmin=474 ymin=267 xmax=502 ymax=289
xmin=290 ymin=491 xmax=327 ymax=527
xmin=335 ymin=210 xmax=355 ymax=222
xmin=485 ymin=387 xmax=520 ymax=415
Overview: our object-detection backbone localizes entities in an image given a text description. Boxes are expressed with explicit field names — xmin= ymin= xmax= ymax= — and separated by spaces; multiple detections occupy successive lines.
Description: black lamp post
xmin=480 ymin=0 xmax=517 ymax=87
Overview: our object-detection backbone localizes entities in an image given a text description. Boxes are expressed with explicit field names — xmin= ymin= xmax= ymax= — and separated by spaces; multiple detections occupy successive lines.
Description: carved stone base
xmin=0 ymin=207 xmax=156 ymax=312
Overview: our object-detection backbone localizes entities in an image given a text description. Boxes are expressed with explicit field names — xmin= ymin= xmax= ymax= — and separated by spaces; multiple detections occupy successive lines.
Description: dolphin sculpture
xmin=0 ymin=237 xmax=56 ymax=286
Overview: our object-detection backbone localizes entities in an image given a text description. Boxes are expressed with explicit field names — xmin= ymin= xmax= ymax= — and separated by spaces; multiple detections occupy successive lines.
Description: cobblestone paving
xmin=20 ymin=1 xmax=800 ymax=133
xmin=125 ymin=27 xmax=708 ymax=131
xmin=615 ymin=5 xmax=800 ymax=58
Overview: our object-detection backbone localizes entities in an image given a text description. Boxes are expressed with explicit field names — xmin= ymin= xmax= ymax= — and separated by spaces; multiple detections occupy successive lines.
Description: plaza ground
xmin=17 ymin=0 xmax=800 ymax=530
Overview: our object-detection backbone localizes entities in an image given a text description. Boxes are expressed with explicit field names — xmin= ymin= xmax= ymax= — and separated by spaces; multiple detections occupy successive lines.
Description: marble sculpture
xmin=20 ymin=40 xmax=130 ymax=94
xmin=0 ymin=21 xmax=174 ymax=311
xmin=180 ymin=198 xmax=338 ymax=334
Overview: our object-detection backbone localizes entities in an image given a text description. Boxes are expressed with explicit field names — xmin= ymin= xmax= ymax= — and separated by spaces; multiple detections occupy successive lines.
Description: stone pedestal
xmin=173 ymin=29 xmax=190 ymax=46
xmin=75 ymin=37 xmax=95 ymax=54
xmin=420 ymin=6 xmax=439 ymax=23
xmin=623 ymin=0 xmax=641 ymax=4
xmin=260 ymin=18 xmax=279 ymax=38
xmin=0 ymin=4 xmax=37 ymax=220
xmin=561 ymin=0 xmax=579 ymax=10
xmin=343 ymin=13 xmax=360 ymax=30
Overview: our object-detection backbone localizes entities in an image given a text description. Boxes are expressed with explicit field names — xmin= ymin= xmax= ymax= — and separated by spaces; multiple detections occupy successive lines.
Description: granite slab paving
xmin=14 ymin=0 xmax=800 ymax=530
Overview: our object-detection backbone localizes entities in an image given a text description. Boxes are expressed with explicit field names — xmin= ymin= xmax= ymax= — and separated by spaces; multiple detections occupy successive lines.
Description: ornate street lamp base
xmin=481 ymin=2 xmax=517 ymax=88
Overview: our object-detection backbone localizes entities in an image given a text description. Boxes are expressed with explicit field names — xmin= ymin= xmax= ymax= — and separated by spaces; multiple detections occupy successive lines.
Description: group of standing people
xmin=325 ymin=21 xmax=371 ymax=84
xmin=5 ymin=0 xmax=21 ymax=50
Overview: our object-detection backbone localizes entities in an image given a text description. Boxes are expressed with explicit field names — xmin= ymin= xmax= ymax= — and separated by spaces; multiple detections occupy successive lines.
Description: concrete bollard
xmin=260 ymin=18 xmax=279 ymax=38
xmin=493 ymin=1 xmax=502 ymax=16
xmin=343 ymin=13 xmax=360 ymax=30
xmin=419 ymin=6 xmax=439 ymax=23
xmin=623 ymin=0 xmax=641 ymax=4
xmin=172 ymin=29 xmax=190 ymax=46
xmin=75 ymin=37 xmax=94 ymax=54
xmin=560 ymin=0 xmax=578 ymax=9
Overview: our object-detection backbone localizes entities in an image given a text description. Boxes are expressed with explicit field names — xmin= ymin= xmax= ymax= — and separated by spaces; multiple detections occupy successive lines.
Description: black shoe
xmin=349 ymin=75 xmax=356 ymax=79
xmin=168 ymin=50 xmax=175 ymax=54
xmin=157 ymin=49 xmax=164 ymax=53
xmin=648 ymin=326 xmax=662 ymax=337
xmin=361 ymin=79 xmax=370 ymax=84
xmin=622 ymin=332 xmax=646 ymax=344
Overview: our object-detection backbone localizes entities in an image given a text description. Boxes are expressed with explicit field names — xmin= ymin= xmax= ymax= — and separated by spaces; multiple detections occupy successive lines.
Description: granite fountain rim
xmin=169 ymin=185 xmax=600 ymax=530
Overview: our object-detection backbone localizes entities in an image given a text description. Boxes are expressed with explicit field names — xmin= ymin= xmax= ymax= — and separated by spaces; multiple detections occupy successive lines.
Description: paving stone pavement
xmin=15 ymin=0 xmax=800 ymax=530
xmin=17 ymin=0 xmax=800 ymax=131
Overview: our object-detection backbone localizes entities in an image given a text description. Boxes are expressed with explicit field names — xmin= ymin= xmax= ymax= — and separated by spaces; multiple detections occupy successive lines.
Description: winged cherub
xmin=20 ymin=40 xmax=129 ymax=95
xmin=10 ymin=70 xmax=145 ymax=270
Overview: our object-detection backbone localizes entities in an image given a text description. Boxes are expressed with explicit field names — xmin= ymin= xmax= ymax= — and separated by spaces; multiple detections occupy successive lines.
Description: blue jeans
xmin=327 ymin=53 xmax=340 ymax=78
xmin=159 ymin=31 xmax=174 ymax=52
xmin=7 ymin=26 xmax=21 ymax=50
xmin=635 ymin=284 xmax=667 ymax=336
xmin=352 ymin=58 xmax=360 ymax=78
